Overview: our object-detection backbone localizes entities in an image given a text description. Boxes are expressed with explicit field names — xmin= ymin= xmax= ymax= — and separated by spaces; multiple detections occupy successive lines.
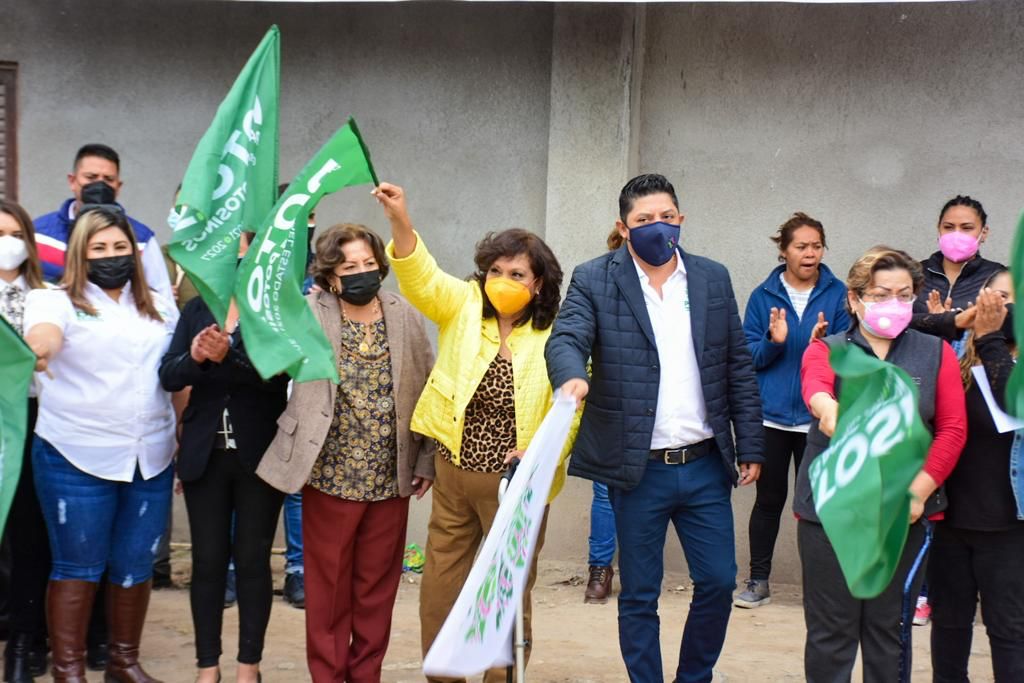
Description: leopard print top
xmin=438 ymin=354 xmax=516 ymax=473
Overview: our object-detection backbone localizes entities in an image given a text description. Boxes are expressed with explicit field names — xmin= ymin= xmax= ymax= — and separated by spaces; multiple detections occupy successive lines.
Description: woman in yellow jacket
xmin=374 ymin=182 xmax=565 ymax=682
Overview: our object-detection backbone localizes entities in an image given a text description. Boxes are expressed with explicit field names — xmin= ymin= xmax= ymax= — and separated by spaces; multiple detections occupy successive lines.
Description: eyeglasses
xmin=860 ymin=292 xmax=916 ymax=304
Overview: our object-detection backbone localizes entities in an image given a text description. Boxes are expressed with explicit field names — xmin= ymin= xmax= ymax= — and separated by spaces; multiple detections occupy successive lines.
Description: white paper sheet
xmin=971 ymin=366 xmax=1024 ymax=433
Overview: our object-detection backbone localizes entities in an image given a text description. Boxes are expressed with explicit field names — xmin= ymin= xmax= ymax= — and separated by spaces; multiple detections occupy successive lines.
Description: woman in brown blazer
xmin=257 ymin=223 xmax=435 ymax=682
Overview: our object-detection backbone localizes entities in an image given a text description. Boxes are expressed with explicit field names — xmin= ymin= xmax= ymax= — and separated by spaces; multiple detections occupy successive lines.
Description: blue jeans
xmin=609 ymin=455 xmax=736 ymax=683
xmin=32 ymin=437 xmax=173 ymax=587
xmin=283 ymin=492 xmax=304 ymax=574
xmin=588 ymin=482 xmax=617 ymax=566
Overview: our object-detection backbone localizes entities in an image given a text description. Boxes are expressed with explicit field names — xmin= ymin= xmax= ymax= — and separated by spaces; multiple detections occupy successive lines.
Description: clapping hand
xmin=972 ymin=287 xmax=1008 ymax=338
xmin=190 ymin=324 xmax=231 ymax=364
xmin=768 ymin=307 xmax=788 ymax=344
xmin=809 ymin=312 xmax=829 ymax=343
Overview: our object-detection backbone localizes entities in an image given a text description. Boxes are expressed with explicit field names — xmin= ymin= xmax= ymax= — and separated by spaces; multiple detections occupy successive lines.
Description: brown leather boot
xmin=103 ymin=581 xmax=162 ymax=683
xmin=583 ymin=565 xmax=614 ymax=604
xmin=47 ymin=579 xmax=99 ymax=682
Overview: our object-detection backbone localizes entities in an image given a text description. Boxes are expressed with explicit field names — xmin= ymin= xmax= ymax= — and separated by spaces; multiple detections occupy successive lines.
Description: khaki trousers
xmin=420 ymin=454 xmax=547 ymax=683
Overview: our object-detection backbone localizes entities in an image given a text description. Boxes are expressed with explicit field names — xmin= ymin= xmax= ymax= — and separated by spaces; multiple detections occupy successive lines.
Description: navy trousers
xmin=609 ymin=454 xmax=737 ymax=683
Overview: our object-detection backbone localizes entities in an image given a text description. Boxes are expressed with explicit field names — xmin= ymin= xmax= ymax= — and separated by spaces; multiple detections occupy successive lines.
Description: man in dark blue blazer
xmin=546 ymin=173 xmax=764 ymax=683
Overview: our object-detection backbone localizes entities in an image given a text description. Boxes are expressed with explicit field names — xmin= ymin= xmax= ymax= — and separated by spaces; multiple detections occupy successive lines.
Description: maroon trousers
xmin=302 ymin=486 xmax=409 ymax=683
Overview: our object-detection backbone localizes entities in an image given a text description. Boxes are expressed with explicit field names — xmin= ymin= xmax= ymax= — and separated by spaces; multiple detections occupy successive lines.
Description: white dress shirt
xmin=633 ymin=255 xmax=714 ymax=449
xmin=24 ymin=283 xmax=180 ymax=481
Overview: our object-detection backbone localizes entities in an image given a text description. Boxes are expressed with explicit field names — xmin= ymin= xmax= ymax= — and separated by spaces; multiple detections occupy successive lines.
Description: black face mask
xmin=87 ymin=254 xmax=135 ymax=290
xmin=1001 ymin=303 xmax=1015 ymax=344
xmin=338 ymin=270 xmax=381 ymax=306
xmin=78 ymin=181 xmax=121 ymax=215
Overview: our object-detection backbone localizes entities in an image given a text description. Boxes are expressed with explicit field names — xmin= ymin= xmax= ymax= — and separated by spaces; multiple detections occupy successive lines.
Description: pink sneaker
xmin=913 ymin=596 xmax=931 ymax=626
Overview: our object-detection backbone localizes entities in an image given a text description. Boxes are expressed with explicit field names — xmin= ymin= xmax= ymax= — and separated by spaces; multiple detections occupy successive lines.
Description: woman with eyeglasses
xmin=794 ymin=246 xmax=966 ymax=682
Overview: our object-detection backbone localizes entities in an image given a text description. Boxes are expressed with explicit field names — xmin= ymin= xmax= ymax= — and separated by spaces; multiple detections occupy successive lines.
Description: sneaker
xmin=224 ymin=568 xmax=237 ymax=608
xmin=913 ymin=596 xmax=931 ymax=626
xmin=584 ymin=565 xmax=614 ymax=604
xmin=734 ymin=579 xmax=771 ymax=608
xmin=283 ymin=572 xmax=305 ymax=609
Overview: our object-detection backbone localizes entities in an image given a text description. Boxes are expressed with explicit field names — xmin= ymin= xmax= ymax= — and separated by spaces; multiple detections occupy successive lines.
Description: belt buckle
xmin=663 ymin=448 xmax=682 ymax=465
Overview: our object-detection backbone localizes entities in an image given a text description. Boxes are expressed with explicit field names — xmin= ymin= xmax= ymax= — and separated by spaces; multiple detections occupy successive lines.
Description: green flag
xmin=236 ymin=117 xmax=379 ymax=382
xmin=808 ymin=344 xmax=932 ymax=599
xmin=0 ymin=318 xmax=36 ymax=535
xmin=169 ymin=26 xmax=280 ymax=325
xmin=1004 ymin=211 xmax=1024 ymax=416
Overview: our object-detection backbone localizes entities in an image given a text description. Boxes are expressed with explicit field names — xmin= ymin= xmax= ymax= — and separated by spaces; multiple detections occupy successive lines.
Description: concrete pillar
xmin=541 ymin=4 xmax=650 ymax=573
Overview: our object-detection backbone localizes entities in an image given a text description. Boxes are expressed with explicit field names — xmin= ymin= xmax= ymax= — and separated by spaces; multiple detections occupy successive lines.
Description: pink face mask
xmin=859 ymin=299 xmax=913 ymax=339
xmin=938 ymin=231 xmax=980 ymax=263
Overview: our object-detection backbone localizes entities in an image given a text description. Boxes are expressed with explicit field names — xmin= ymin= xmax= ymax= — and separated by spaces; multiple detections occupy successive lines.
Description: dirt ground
xmin=120 ymin=548 xmax=999 ymax=683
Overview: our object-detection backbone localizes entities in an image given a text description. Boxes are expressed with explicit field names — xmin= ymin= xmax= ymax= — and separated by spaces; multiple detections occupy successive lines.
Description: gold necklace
xmin=341 ymin=298 xmax=380 ymax=354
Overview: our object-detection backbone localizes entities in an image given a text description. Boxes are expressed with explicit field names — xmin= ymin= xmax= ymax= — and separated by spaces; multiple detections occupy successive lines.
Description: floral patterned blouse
xmin=309 ymin=317 xmax=399 ymax=501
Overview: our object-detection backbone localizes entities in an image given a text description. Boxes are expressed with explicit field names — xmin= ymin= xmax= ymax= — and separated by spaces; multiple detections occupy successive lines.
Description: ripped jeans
xmin=32 ymin=436 xmax=173 ymax=587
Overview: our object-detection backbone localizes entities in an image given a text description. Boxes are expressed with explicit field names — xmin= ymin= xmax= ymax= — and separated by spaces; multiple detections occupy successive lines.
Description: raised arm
xmin=545 ymin=265 xmax=597 ymax=402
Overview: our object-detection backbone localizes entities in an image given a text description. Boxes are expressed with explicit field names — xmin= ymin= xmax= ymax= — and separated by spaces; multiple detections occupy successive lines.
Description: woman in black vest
xmin=929 ymin=268 xmax=1024 ymax=681
xmin=795 ymin=246 xmax=966 ymax=682
xmin=158 ymin=232 xmax=288 ymax=683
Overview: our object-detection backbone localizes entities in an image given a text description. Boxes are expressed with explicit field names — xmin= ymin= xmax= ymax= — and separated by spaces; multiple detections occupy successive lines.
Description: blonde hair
xmin=63 ymin=209 xmax=162 ymax=321
xmin=844 ymin=245 xmax=924 ymax=317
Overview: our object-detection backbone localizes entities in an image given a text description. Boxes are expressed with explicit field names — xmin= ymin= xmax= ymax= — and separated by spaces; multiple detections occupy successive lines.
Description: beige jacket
xmin=257 ymin=290 xmax=436 ymax=496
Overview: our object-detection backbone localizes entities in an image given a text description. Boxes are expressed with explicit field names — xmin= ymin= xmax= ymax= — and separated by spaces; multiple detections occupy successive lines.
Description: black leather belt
xmin=650 ymin=439 xmax=713 ymax=465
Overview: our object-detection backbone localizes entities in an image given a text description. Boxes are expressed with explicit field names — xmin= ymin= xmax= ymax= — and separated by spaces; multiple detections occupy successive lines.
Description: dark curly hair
xmin=311 ymin=223 xmax=390 ymax=292
xmin=472 ymin=229 xmax=563 ymax=331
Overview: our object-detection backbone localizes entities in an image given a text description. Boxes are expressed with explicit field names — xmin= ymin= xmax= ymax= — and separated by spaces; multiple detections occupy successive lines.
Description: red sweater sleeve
xmin=923 ymin=341 xmax=967 ymax=487
xmin=801 ymin=338 xmax=836 ymax=408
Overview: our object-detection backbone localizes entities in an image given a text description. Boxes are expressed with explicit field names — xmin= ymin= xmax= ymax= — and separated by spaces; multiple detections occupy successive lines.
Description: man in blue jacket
xmin=34 ymin=143 xmax=173 ymax=301
xmin=546 ymin=173 xmax=763 ymax=683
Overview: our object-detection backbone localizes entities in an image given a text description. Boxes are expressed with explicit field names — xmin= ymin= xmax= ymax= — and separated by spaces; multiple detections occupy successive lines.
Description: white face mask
xmin=0 ymin=235 xmax=28 ymax=271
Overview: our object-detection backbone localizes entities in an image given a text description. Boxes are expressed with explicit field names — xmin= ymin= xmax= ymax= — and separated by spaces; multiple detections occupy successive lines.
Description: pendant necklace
xmin=342 ymin=298 xmax=380 ymax=355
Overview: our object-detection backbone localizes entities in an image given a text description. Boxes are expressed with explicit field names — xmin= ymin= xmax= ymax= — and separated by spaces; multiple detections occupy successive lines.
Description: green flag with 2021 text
xmin=169 ymin=26 xmax=280 ymax=325
xmin=236 ymin=118 xmax=379 ymax=382
xmin=809 ymin=344 xmax=931 ymax=599
xmin=0 ymin=318 xmax=36 ymax=535
xmin=1004 ymin=211 xmax=1024 ymax=416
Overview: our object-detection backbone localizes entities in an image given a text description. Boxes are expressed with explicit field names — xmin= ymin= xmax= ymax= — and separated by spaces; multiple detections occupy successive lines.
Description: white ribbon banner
xmin=422 ymin=394 xmax=577 ymax=677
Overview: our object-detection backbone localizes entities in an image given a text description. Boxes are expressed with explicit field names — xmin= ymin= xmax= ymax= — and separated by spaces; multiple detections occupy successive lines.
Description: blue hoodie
xmin=743 ymin=263 xmax=851 ymax=427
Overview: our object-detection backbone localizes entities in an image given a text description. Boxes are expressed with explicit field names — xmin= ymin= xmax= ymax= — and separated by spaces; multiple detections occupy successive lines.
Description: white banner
xmin=422 ymin=394 xmax=577 ymax=677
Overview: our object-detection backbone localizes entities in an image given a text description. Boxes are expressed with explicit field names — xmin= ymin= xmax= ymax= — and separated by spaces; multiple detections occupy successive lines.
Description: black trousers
xmin=928 ymin=523 xmax=1024 ymax=682
xmin=748 ymin=426 xmax=805 ymax=580
xmin=6 ymin=399 xmax=49 ymax=642
xmin=182 ymin=449 xmax=284 ymax=668
xmin=799 ymin=520 xmax=928 ymax=683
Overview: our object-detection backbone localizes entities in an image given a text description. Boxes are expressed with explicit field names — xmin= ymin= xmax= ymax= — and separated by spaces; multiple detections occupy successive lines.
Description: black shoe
xmin=152 ymin=564 xmax=172 ymax=590
xmin=283 ymin=573 xmax=305 ymax=609
xmin=26 ymin=637 xmax=48 ymax=678
xmin=224 ymin=568 xmax=237 ymax=608
xmin=85 ymin=641 xmax=109 ymax=671
xmin=4 ymin=633 xmax=34 ymax=683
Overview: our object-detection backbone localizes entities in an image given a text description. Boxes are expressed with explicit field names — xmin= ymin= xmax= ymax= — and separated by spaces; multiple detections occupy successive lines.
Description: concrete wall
xmin=4 ymin=1 xmax=1024 ymax=585
xmin=637 ymin=0 xmax=1024 ymax=583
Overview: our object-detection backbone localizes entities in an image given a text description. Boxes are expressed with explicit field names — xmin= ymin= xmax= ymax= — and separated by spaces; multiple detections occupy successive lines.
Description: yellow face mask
xmin=484 ymin=277 xmax=533 ymax=317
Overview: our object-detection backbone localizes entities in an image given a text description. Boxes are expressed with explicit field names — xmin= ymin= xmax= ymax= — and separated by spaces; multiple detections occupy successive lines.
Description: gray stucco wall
xmin=638 ymin=0 xmax=1024 ymax=583
xmin=3 ymin=1 xmax=1023 ymax=586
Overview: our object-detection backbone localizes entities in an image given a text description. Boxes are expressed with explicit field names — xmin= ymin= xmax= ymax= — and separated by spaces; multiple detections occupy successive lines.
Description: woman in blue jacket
xmin=735 ymin=212 xmax=850 ymax=608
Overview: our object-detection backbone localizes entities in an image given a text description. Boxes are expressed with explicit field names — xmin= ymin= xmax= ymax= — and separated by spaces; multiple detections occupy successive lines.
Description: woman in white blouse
xmin=24 ymin=208 xmax=179 ymax=683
